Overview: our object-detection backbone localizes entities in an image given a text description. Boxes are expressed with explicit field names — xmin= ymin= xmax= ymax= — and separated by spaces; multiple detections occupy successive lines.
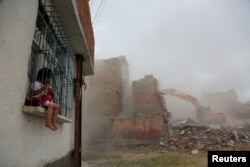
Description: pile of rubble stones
xmin=137 ymin=119 xmax=250 ymax=153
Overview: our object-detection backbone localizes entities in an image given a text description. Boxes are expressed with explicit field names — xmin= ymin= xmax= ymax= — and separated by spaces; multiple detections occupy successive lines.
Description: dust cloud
xmin=118 ymin=85 xmax=134 ymax=118
xmin=94 ymin=0 xmax=250 ymax=103
xmin=82 ymin=0 xmax=250 ymax=154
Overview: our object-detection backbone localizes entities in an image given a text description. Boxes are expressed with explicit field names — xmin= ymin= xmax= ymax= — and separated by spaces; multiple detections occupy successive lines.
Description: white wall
xmin=0 ymin=0 xmax=74 ymax=166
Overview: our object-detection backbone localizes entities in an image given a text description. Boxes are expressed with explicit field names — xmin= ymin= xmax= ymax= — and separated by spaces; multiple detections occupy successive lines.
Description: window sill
xmin=22 ymin=106 xmax=72 ymax=123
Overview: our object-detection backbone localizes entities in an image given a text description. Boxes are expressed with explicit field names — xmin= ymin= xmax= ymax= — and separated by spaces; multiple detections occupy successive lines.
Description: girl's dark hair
xmin=36 ymin=68 xmax=53 ymax=81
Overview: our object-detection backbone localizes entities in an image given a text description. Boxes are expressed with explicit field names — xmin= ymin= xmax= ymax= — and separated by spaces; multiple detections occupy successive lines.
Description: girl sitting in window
xmin=31 ymin=68 xmax=60 ymax=130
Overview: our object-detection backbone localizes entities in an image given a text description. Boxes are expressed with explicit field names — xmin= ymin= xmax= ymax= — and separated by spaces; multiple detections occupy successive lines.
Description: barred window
xmin=26 ymin=3 xmax=74 ymax=119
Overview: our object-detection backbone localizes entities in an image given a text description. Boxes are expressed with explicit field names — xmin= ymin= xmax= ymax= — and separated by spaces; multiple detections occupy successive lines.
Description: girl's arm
xmin=48 ymin=87 xmax=55 ymax=97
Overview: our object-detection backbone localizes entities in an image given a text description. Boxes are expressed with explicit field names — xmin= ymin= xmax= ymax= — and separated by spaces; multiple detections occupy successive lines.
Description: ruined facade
xmin=82 ymin=56 xmax=129 ymax=145
xmin=112 ymin=75 xmax=169 ymax=140
xmin=83 ymin=56 xmax=129 ymax=117
xmin=83 ymin=58 xmax=169 ymax=146
xmin=133 ymin=75 xmax=168 ymax=117
xmin=201 ymin=90 xmax=250 ymax=122
xmin=202 ymin=89 xmax=241 ymax=114
xmin=238 ymin=101 xmax=250 ymax=119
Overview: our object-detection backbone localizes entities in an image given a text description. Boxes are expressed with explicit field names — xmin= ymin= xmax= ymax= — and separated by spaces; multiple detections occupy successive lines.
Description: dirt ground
xmin=82 ymin=149 xmax=206 ymax=167
xmin=82 ymin=143 xmax=250 ymax=167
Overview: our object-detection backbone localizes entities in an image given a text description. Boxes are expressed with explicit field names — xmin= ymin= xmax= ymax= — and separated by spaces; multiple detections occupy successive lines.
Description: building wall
xmin=112 ymin=75 xmax=169 ymax=142
xmin=201 ymin=89 xmax=241 ymax=114
xmin=112 ymin=116 xmax=165 ymax=139
xmin=82 ymin=57 xmax=129 ymax=147
xmin=0 ymin=1 xmax=74 ymax=166
xmin=132 ymin=75 xmax=168 ymax=115
xmin=82 ymin=60 xmax=169 ymax=145
xmin=83 ymin=57 xmax=129 ymax=117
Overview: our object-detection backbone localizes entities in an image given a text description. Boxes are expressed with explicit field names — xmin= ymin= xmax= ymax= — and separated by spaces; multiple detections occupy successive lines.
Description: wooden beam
xmin=74 ymin=54 xmax=83 ymax=167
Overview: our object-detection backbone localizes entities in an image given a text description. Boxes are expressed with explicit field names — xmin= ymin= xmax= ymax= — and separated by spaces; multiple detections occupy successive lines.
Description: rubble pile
xmin=165 ymin=120 xmax=250 ymax=152
xmin=136 ymin=119 xmax=250 ymax=153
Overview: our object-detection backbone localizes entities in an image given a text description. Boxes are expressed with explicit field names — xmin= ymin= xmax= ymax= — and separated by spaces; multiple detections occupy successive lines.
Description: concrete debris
xmin=227 ymin=140 xmax=235 ymax=147
xmin=207 ymin=124 xmax=222 ymax=130
xmin=135 ymin=119 xmax=250 ymax=153
xmin=179 ymin=130 xmax=185 ymax=135
xmin=160 ymin=141 xmax=165 ymax=146
xmin=241 ymin=139 xmax=250 ymax=143
xmin=171 ymin=119 xmax=197 ymax=127
xmin=191 ymin=149 xmax=199 ymax=154
xmin=233 ymin=130 xmax=239 ymax=141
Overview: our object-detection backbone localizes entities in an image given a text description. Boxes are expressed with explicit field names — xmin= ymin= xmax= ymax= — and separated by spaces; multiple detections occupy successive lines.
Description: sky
xmin=89 ymin=0 xmax=250 ymax=103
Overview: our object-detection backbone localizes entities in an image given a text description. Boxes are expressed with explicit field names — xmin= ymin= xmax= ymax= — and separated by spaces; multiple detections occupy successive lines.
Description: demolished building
xmin=82 ymin=56 xmax=250 ymax=154
xmin=202 ymin=90 xmax=250 ymax=121
xmin=113 ymin=75 xmax=169 ymax=140
xmin=202 ymin=89 xmax=241 ymax=115
xmin=82 ymin=56 xmax=130 ymax=146
xmin=82 ymin=57 xmax=170 ymax=147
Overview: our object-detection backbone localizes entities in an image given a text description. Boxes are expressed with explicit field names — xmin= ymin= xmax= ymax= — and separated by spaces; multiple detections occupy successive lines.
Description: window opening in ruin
xmin=25 ymin=0 xmax=74 ymax=119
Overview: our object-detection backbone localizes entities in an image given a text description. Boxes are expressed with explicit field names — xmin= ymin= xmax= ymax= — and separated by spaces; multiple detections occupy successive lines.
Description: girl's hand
xmin=44 ymin=84 xmax=49 ymax=89
xmin=48 ymin=88 xmax=55 ymax=96
xmin=42 ymin=86 xmax=47 ymax=91
xmin=40 ymin=85 xmax=48 ymax=93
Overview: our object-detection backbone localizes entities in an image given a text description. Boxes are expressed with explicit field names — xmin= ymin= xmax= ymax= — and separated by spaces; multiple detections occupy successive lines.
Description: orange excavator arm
xmin=159 ymin=88 xmax=226 ymax=123
xmin=159 ymin=89 xmax=200 ymax=110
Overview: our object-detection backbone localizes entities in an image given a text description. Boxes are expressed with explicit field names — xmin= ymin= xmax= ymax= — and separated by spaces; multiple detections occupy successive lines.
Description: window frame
xmin=25 ymin=3 xmax=74 ymax=119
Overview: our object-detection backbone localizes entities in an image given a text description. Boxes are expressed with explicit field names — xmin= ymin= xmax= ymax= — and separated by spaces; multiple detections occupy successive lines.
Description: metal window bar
xmin=26 ymin=0 xmax=73 ymax=118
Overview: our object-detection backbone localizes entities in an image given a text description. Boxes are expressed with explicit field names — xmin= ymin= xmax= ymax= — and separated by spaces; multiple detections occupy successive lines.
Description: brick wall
xmin=112 ymin=115 xmax=165 ymax=139
xmin=112 ymin=75 xmax=170 ymax=142
xmin=132 ymin=75 xmax=168 ymax=115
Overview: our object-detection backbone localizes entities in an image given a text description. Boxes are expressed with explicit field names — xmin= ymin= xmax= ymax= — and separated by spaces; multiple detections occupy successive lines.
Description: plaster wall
xmin=0 ymin=1 xmax=74 ymax=166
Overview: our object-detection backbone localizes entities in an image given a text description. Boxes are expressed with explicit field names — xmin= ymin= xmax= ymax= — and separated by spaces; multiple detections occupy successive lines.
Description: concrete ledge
xmin=23 ymin=106 xmax=72 ymax=123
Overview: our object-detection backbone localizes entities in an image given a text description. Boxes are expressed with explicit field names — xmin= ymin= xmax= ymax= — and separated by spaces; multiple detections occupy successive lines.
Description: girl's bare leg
xmin=52 ymin=103 xmax=60 ymax=129
xmin=45 ymin=105 xmax=56 ymax=130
